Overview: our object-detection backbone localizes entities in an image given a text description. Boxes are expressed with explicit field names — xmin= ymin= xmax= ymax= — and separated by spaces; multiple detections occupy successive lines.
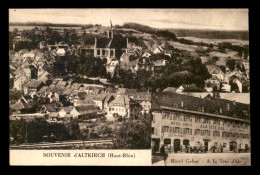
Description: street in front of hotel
xmin=153 ymin=153 xmax=250 ymax=166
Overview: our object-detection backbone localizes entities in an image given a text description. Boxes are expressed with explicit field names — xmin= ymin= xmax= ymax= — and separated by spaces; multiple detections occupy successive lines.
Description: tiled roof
xmin=74 ymin=98 xmax=96 ymax=106
xmin=60 ymin=106 xmax=75 ymax=113
xmin=109 ymin=95 xmax=130 ymax=106
xmin=152 ymin=92 xmax=250 ymax=120
xmin=38 ymin=86 xmax=49 ymax=93
xmin=23 ymin=80 xmax=42 ymax=88
xmin=131 ymin=92 xmax=151 ymax=101
xmin=93 ymin=94 xmax=107 ymax=101
xmin=75 ymin=105 xmax=99 ymax=115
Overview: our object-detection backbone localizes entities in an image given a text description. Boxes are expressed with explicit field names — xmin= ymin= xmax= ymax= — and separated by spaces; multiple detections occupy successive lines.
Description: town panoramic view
xmin=9 ymin=9 xmax=250 ymax=166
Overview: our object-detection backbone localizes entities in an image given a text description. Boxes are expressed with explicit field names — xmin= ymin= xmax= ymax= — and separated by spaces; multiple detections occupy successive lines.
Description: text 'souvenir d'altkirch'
xmin=9 ymin=9 xmax=250 ymax=166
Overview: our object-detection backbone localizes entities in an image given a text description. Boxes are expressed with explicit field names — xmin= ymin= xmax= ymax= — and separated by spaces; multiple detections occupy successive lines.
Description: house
xmin=176 ymin=84 xmax=199 ymax=93
xmin=10 ymin=98 xmax=33 ymax=114
xmin=204 ymin=78 xmax=221 ymax=92
xmin=76 ymin=105 xmax=99 ymax=121
xmin=13 ymin=67 xmax=26 ymax=79
xmin=74 ymin=97 xmax=96 ymax=107
xmin=153 ymin=60 xmax=167 ymax=73
xmin=23 ymin=80 xmax=43 ymax=97
xmin=37 ymin=86 xmax=49 ymax=97
xmin=41 ymin=103 xmax=60 ymax=114
xmin=13 ymin=75 xmax=30 ymax=91
xmin=142 ymin=52 xmax=151 ymax=58
xmin=163 ymin=87 xmax=178 ymax=93
xmin=129 ymin=92 xmax=152 ymax=114
xmin=56 ymin=80 xmax=68 ymax=87
xmin=70 ymin=83 xmax=81 ymax=90
xmin=221 ymin=83 xmax=231 ymax=92
xmin=92 ymin=93 xmax=107 ymax=110
xmin=106 ymin=60 xmax=119 ymax=76
xmin=106 ymin=95 xmax=141 ymax=119
xmin=151 ymin=46 xmax=164 ymax=54
xmin=38 ymin=41 xmax=46 ymax=49
xmin=56 ymin=48 xmax=66 ymax=56
xmin=103 ymin=94 xmax=115 ymax=111
xmin=58 ymin=106 xmax=80 ymax=118
xmin=206 ymin=65 xmax=225 ymax=81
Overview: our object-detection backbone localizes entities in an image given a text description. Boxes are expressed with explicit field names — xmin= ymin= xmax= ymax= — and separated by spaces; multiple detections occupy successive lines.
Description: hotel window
xmin=184 ymin=115 xmax=191 ymax=122
xmin=183 ymin=128 xmax=189 ymax=135
xmin=239 ymin=133 xmax=243 ymax=138
xmin=195 ymin=129 xmax=201 ymax=135
xmin=204 ymin=130 xmax=210 ymax=136
xmin=169 ymin=127 xmax=173 ymax=133
xmin=213 ymin=131 xmax=220 ymax=137
xmin=201 ymin=130 xmax=204 ymax=136
xmin=97 ymin=49 xmax=100 ymax=55
xmin=203 ymin=118 xmax=211 ymax=124
xmin=175 ymin=127 xmax=181 ymax=134
xmin=195 ymin=117 xmax=201 ymax=123
xmin=213 ymin=119 xmax=220 ymax=125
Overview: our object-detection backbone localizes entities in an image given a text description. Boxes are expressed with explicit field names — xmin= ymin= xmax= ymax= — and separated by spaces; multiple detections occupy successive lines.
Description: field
xmin=9 ymin=25 xmax=81 ymax=32
xmin=178 ymin=37 xmax=249 ymax=46
xmin=168 ymin=41 xmax=199 ymax=52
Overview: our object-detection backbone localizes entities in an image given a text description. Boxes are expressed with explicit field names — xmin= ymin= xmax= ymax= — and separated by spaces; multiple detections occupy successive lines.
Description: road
xmin=153 ymin=153 xmax=251 ymax=166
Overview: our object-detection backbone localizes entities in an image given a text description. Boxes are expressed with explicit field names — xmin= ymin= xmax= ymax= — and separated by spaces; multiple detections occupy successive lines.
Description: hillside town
xmin=9 ymin=20 xmax=250 ymax=151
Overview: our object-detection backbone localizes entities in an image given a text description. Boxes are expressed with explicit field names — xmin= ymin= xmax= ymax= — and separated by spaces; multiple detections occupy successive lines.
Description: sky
xmin=9 ymin=9 xmax=249 ymax=31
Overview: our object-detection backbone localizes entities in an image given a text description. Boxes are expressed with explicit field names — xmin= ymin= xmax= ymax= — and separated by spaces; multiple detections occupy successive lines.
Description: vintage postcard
xmin=9 ymin=8 xmax=250 ymax=166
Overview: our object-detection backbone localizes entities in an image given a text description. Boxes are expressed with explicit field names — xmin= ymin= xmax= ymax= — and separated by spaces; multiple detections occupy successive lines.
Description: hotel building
xmin=151 ymin=92 xmax=250 ymax=153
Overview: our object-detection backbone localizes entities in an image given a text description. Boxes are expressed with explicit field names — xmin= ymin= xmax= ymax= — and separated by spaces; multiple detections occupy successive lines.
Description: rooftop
xmin=152 ymin=92 xmax=250 ymax=121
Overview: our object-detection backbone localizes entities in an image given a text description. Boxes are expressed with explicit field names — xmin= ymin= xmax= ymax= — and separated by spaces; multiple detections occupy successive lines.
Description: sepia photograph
xmin=9 ymin=8 xmax=250 ymax=166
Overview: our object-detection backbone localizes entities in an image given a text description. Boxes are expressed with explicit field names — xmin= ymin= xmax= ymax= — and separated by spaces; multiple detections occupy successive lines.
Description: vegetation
xmin=112 ymin=113 xmax=151 ymax=149
xmin=10 ymin=118 xmax=80 ymax=144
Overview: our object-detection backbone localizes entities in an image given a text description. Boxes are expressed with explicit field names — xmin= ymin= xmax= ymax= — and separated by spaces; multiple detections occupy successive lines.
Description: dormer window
xmin=215 ymin=110 xmax=219 ymax=114
xmin=243 ymin=110 xmax=248 ymax=115
xmin=174 ymin=103 xmax=178 ymax=108
xmin=198 ymin=107 xmax=201 ymax=112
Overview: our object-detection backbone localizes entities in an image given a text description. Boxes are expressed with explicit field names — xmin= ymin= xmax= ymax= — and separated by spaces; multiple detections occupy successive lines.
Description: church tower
xmin=107 ymin=20 xmax=114 ymax=38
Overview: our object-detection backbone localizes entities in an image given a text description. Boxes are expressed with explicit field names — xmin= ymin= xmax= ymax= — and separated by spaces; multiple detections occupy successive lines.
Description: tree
xmin=226 ymin=59 xmax=236 ymax=71
xmin=10 ymin=119 xmax=27 ymax=144
xmin=13 ymin=28 xmax=18 ymax=36
xmin=112 ymin=113 xmax=151 ymax=149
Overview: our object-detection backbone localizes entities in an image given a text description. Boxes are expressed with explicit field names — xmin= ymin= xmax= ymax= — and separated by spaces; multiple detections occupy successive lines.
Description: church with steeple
xmin=93 ymin=20 xmax=128 ymax=63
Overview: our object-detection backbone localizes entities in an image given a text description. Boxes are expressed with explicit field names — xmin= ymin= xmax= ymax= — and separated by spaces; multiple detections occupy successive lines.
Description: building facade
xmin=151 ymin=92 xmax=250 ymax=153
